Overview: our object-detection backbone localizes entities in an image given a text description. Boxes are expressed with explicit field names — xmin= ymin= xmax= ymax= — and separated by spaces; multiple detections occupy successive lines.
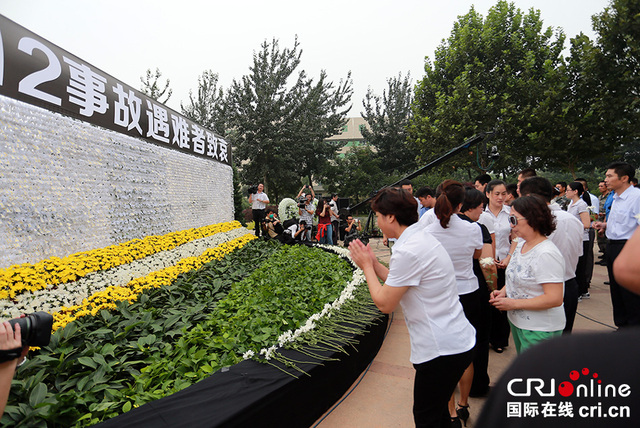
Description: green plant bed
xmin=2 ymin=240 xmax=362 ymax=427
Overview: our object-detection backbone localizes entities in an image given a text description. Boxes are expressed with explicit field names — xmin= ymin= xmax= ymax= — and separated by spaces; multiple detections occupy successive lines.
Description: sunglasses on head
xmin=508 ymin=215 xmax=526 ymax=226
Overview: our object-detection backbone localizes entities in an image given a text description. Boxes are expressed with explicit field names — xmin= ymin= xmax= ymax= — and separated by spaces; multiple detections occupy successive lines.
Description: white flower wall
xmin=0 ymin=96 xmax=233 ymax=267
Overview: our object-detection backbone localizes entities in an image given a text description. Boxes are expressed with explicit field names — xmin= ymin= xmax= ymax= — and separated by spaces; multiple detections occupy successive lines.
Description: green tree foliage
xmin=140 ymin=67 xmax=172 ymax=104
xmin=322 ymin=146 xmax=390 ymax=202
xmin=531 ymin=33 xmax=613 ymax=176
xmin=232 ymin=165 xmax=246 ymax=225
xmin=592 ymin=0 xmax=640 ymax=166
xmin=409 ymin=1 xmax=565 ymax=176
xmin=225 ymin=37 xmax=352 ymax=202
xmin=181 ymin=70 xmax=226 ymax=134
xmin=361 ymin=72 xmax=418 ymax=175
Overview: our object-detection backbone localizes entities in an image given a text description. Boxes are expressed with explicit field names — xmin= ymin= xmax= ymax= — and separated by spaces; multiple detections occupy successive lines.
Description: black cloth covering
xmin=98 ymin=316 xmax=388 ymax=428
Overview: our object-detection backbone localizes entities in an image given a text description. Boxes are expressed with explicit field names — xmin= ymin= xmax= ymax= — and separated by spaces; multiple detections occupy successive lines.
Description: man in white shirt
xmin=594 ymin=162 xmax=640 ymax=328
xmin=520 ymin=177 xmax=584 ymax=333
xmin=329 ymin=194 xmax=340 ymax=243
xmin=248 ymin=183 xmax=269 ymax=237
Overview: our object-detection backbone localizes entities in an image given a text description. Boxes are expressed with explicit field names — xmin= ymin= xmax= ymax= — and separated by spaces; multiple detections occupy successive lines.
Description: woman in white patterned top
xmin=489 ymin=195 xmax=565 ymax=354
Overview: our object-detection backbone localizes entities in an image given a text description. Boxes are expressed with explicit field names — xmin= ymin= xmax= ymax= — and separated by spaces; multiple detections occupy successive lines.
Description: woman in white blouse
xmin=425 ymin=180 xmax=483 ymax=427
xmin=489 ymin=195 xmax=565 ymax=353
xmin=566 ymin=181 xmax=593 ymax=299
xmin=349 ymin=187 xmax=475 ymax=428
xmin=478 ymin=180 xmax=511 ymax=353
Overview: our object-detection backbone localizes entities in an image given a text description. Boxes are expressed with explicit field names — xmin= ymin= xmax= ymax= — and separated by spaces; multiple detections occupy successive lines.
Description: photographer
xmin=343 ymin=215 xmax=362 ymax=246
xmin=316 ymin=198 xmax=336 ymax=245
xmin=248 ymin=183 xmax=269 ymax=237
xmin=264 ymin=209 xmax=285 ymax=240
xmin=0 ymin=320 xmax=27 ymax=415
xmin=296 ymin=185 xmax=316 ymax=241
xmin=281 ymin=219 xmax=307 ymax=244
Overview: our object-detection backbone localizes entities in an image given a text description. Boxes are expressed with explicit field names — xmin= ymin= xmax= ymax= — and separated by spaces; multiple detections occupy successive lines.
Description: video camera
xmin=0 ymin=311 xmax=54 ymax=363
xmin=247 ymin=185 xmax=259 ymax=196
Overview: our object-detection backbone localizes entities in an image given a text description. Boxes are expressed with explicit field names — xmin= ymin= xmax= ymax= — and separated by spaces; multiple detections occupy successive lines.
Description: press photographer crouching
xmin=264 ymin=209 xmax=285 ymax=240
xmin=0 ymin=312 xmax=53 ymax=415
xmin=343 ymin=214 xmax=363 ymax=247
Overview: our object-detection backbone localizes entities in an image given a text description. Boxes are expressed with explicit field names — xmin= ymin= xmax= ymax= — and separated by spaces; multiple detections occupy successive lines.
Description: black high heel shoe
xmin=456 ymin=403 xmax=470 ymax=427
xmin=450 ymin=416 xmax=462 ymax=428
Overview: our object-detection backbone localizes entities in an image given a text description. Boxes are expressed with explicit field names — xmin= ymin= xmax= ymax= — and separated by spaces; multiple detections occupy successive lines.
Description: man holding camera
xmin=296 ymin=185 xmax=316 ymax=241
xmin=248 ymin=183 xmax=269 ymax=237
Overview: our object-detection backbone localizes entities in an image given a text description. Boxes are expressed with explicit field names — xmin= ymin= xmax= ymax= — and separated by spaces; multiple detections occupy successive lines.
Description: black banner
xmin=0 ymin=14 xmax=231 ymax=166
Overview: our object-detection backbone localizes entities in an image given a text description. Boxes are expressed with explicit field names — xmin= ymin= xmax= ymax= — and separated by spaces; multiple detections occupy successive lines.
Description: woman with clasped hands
xmin=489 ymin=195 xmax=565 ymax=354
xmin=349 ymin=187 xmax=475 ymax=428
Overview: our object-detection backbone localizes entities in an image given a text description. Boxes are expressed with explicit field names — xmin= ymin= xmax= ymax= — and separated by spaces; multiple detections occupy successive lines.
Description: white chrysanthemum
xmin=278 ymin=198 xmax=300 ymax=221
xmin=479 ymin=257 xmax=495 ymax=268
xmin=0 ymin=228 xmax=248 ymax=320
xmin=250 ymin=245 xmax=366 ymax=362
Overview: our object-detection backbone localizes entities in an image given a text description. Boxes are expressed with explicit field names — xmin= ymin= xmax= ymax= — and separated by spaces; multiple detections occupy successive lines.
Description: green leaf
xmin=122 ymin=401 xmax=132 ymax=412
xmin=77 ymin=357 xmax=97 ymax=369
xmin=29 ymin=382 xmax=48 ymax=408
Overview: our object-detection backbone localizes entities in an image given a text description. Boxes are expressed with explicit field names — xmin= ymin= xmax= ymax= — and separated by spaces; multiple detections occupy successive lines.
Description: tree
xmin=361 ymin=72 xmax=418 ymax=175
xmin=409 ymin=1 xmax=565 ymax=176
xmin=181 ymin=70 xmax=226 ymax=135
xmin=225 ymin=37 xmax=352 ymax=202
xmin=528 ymin=30 xmax=622 ymax=176
xmin=293 ymin=70 xmax=353 ymax=186
xmin=591 ymin=0 xmax=640 ymax=166
xmin=322 ymin=146 xmax=391 ymax=202
xmin=140 ymin=67 xmax=172 ymax=104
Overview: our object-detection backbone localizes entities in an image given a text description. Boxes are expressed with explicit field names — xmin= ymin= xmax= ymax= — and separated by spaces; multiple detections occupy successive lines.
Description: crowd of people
xmin=346 ymin=162 xmax=639 ymax=428
xmin=248 ymin=184 xmax=362 ymax=246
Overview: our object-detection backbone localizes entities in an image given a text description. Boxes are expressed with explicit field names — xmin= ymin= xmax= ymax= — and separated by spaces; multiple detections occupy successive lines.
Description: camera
xmin=248 ymin=185 xmax=258 ymax=195
xmin=297 ymin=196 xmax=307 ymax=208
xmin=489 ymin=146 xmax=500 ymax=161
xmin=7 ymin=312 xmax=54 ymax=347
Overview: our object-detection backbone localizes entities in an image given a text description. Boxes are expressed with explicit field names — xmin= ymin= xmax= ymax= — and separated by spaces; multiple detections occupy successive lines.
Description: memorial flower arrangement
xmin=1 ymin=226 xmax=381 ymax=427
xmin=0 ymin=221 xmax=242 ymax=301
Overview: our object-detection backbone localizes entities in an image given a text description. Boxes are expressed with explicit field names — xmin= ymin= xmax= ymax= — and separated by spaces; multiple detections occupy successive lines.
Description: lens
xmin=508 ymin=215 xmax=517 ymax=226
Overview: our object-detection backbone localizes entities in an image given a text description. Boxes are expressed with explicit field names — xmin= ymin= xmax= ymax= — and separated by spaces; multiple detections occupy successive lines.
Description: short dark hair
xmin=398 ymin=179 xmax=413 ymax=187
xmin=485 ymin=179 xmax=506 ymax=194
xmin=474 ymin=174 xmax=492 ymax=186
xmin=606 ymin=162 xmax=635 ymax=182
xmin=416 ymin=186 xmax=434 ymax=198
xmin=461 ymin=187 xmax=485 ymax=212
xmin=506 ymin=183 xmax=518 ymax=198
xmin=575 ymin=178 xmax=589 ymax=191
xmin=371 ymin=188 xmax=418 ymax=226
xmin=518 ymin=168 xmax=537 ymax=179
xmin=511 ymin=195 xmax=556 ymax=237
xmin=520 ymin=177 xmax=555 ymax=202
xmin=556 ymin=181 xmax=567 ymax=189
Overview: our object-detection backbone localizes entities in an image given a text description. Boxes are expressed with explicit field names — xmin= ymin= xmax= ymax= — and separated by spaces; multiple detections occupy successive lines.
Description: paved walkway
xmin=315 ymin=238 xmax=615 ymax=427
